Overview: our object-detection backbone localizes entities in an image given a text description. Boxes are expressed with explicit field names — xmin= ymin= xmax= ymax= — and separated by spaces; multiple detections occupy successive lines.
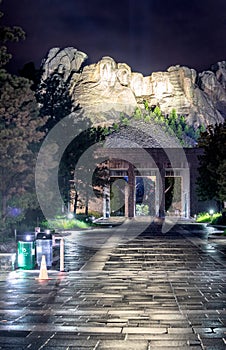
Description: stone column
xmin=103 ymin=188 xmax=107 ymax=218
xmin=128 ymin=163 xmax=135 ymax=218
xmin=183 ymin=168 xmax=190 ymax=218
xmin=155 ymin=171 xmax=159 ymax=217
xmin=103 ymin=186 xmax=110 ymax=218
xmin=158 ymin=166 xmax=165 ymax=218
xmin=125 ymin=183 xmax=129 ymax=217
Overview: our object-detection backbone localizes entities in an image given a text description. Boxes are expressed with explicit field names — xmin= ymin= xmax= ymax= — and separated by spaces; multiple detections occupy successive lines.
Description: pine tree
xmin=217 ymin=160 xmax=226 ymax=204
xmin=60 ymin=124 xmax=108 ymax=215
xmin=0 ymin=70 xmax=47 ymax=230
xmin=197 ymin=121 xmax=226 ymax=210
xmin=0 ymin=2 xmax=47 ymax=232
xmin=36 ymin=73 xmax=73 ymax=132
xmin=153 ymin=105 xmax=162 ymax=118
xmin=0 ymin=2 xmax=25 ymax=68
xmin=133 ymin=107 xmax=142 ymax=120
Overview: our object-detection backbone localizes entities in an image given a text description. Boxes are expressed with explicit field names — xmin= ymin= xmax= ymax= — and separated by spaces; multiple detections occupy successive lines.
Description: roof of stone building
xmin=104 ymin=120 xmax=181 ymax=149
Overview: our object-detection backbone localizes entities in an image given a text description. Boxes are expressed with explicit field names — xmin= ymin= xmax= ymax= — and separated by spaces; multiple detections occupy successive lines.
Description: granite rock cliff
xmin=40 ymin=47 xmax=225 ymax=126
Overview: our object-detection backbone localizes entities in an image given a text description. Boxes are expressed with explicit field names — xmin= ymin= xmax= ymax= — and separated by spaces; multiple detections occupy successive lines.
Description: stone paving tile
xmin=96 ymin=340 xmax=148 ymax=349
xmin=167 ymin=327 xmax=194 ymax=334
xmin=198 ymin=338 xmax=226 ymax=349
xmin=46 ymin=339 xmax=99 ymax=347
xmin=68 ymin=348 xmax=97 ymax=350
xmin=0 ymin=347 xmax=26 ymax=350
xmin=149 ymin=339 xmax=193 ymax=347
xmin=0 ymin=337 xmax=30 ymax=346
xmin=147 ymin=347 xmax=202 ymax=350
xmin=88 ymin=334 xmax=125 ymax=340
xmin=126 ymin=333 xmax=200 ymax=340
xmin=38 ymin=348 xmax=72 ymax=350
xmin=122 ymin=327 xmax=168 ymax=334
xmin=0 ymin=224 xmax=225 ymax=348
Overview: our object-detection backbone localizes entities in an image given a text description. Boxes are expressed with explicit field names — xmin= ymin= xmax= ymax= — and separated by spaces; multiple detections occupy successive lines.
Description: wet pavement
xmin=0 ymin=220 xmax=226 ymax=349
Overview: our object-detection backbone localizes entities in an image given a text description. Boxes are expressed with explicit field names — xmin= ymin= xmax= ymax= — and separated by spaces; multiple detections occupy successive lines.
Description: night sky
xmin=1 ymin=0 xmax=226 ymax=76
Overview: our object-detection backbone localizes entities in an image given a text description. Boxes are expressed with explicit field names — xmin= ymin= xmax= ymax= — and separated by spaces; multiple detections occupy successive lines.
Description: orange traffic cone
xmin=38 ymin=255 xmax=49 ymax=280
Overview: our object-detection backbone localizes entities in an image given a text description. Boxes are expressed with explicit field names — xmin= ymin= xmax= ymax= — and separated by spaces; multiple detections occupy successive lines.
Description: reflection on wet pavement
xmin=0 ymin=222 xmax=225 ymax=349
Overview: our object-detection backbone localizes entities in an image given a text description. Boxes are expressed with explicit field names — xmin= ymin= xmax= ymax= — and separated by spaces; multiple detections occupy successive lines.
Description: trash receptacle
xmin=36 ymin=231 xmax=53 ymax=268
xmin=17 ymin=232 xmax=35 ymax=270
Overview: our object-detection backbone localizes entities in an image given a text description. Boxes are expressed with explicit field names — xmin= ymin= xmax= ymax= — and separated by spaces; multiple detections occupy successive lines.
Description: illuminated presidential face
xmin=117 ymin=63 xmax=131 ymax=86
xmin=99 ymin=57 xmax=117 ymax=87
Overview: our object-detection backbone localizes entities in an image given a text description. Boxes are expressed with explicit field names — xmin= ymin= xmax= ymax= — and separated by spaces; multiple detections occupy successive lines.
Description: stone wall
xmin=0 ymin=253 xmax=16 ymax=271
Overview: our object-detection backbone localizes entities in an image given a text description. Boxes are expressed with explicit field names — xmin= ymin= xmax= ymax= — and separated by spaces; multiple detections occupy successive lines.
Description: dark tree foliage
xmin=36 ymin=72 xmax=86 ymax=213
xmin=0 ymin=2 xmax=47 ymax=231
xmin=0 ymin=1 xmax=25 ymax=68
xmin=197 ymin=121 xmax=226 ymax=210
xmin=0 ymin=71 xmax=47 ymax=228
xmin=35 ymin=65 xmax=109 ymax=216
xmin=36 ymin=73 xmax=74 ymax=132
xmin=59 ymin=123 xmax=108 ymax=215
xmin=19 ymin=61 xmax=41 ymax=90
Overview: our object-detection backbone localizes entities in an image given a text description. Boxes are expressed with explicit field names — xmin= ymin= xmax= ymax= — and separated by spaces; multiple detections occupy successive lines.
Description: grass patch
xmin=41 ymin=217 xmax=90 ymax=230
xmin=196 ymin=212 xmax=221 ymax=223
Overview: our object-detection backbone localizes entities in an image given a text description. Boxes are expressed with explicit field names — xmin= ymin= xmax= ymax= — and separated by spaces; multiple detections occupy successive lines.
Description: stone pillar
xmin=128 ymin=163 xmax=135 ymax=218
xmin=155 ymin=172 xmax=160 ymax=217
xmin=158 ymin=166 xmax=165 ymax=218
xmin=182 ymin=168 xmax=190 ymax=218
xmin=103 ymin=188 xmax=107 ymax=218
xmin=125 ymin=183 xmax=129 ymax=217
xmin=103 ymin=186 xmax=110 ymax=218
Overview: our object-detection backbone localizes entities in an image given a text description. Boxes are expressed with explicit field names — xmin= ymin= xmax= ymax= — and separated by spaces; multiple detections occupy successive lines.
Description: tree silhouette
xmin=0 ymin=3 xmax=47 ymax=231
xmin=197 ymin=121 xmax=226 ymax=211
xmin=0 ymin=1 xmax=25 ymax=68
xmin=60 ymin=123 xmax=107 ymax=215
xmin=36 ymin=72 xmax=74 ymax=132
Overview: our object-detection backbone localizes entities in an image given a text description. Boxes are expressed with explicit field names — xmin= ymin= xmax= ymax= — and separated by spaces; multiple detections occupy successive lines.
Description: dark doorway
xmin=110 ymin=177 xmax=127 ymax=216
xmin=135 ymin=176 xmax=156 ymax=216
xmin=165 ymin=176 xmax=182 ymax=215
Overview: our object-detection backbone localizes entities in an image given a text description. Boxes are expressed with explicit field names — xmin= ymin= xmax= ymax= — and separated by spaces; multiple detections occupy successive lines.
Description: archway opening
xmin=135 ymin=176 xmax=156 ymax=216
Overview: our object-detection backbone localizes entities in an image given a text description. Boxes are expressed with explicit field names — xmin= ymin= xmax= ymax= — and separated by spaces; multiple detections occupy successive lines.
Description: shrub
xmin=40 ymin=216 xmax=90 ymax=230
xmin=196 ymin=212 xmax=221 ymax=223
xmin=136 ymin=204 xmax=149 ymax=216
xmin=144 ymin=115 xmax=151 ymax=123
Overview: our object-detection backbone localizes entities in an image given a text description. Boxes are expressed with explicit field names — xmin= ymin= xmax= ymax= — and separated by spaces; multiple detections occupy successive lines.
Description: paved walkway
xmin=0 ymin=221 xmax=226 ymax=349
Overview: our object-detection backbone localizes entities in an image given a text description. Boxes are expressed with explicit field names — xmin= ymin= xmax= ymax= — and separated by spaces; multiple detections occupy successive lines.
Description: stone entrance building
xmin=70 ymin=123 xmax=214 ymax=219
xmin=98 ymin=147 xmax=203 ymax=219
xmin=88 ymin=121 xmax=212 ymax=219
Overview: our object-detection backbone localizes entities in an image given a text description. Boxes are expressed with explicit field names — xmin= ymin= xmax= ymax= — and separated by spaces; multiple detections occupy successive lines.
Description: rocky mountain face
xmin=40 ymin=47 xmax=226 ymax=127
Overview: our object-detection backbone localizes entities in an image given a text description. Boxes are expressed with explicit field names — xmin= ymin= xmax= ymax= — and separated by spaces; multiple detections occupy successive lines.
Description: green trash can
xmin=17 ymin=232 xmax=35 ymax=270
